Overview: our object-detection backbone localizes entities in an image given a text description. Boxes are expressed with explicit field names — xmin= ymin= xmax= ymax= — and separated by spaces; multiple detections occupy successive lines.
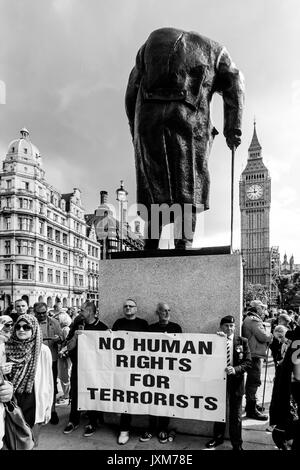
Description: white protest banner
xmin=78 ymin=331 xmax=227 ymax=421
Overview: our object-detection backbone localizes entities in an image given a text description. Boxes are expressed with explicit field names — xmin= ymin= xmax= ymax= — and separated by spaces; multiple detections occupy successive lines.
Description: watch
xmin=246 ymin=184 xmax=263 ymax=200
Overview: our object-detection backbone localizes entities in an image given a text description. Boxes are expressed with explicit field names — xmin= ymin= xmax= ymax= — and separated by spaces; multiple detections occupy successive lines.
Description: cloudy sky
xmin=0 ymin=0 xmax=299 ymax=259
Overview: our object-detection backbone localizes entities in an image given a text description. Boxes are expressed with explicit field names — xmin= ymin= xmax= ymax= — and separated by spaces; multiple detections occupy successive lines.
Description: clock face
xmin=246 ymin=184 xmax=263 ymax=200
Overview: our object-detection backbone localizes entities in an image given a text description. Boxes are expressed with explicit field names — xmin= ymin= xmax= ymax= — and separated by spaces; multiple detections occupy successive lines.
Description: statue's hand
xmin=226 ymin=130 xmax=242 ymax=150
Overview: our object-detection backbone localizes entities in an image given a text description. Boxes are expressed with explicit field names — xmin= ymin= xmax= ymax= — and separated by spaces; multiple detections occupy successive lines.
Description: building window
xmin=39 ymin=266 xmax=44 ymax=282
xmin=74 ymin=273 xmax=78 ymax=286
xmin=39 ymin=203 xmax=44 ymax=215
xmin=4 ymin=197 xmax=12 ymax=208
xmin=56 ymin=250 xmax=61 ymax=263
xmin=47 ymin=247 xmax=53 ymax=260
xmin=4 ymin=240 xmax=11 ymax=255
xmin=61 ymin=217 xmax=66 ymax=225
xmin=79 ymin=275 xmax=83 ymax=287
xmin=17 ymin=240 xmax=34 ymax=255
xmin=55 ymin=230 xmax=61 ymax=243
xmin=6 ymin=180 xmax=12 ymax=189
xmin=95 ymin=248 xmax=99 ymax=258
xmin=63 ymin=252 xmax=68 ymax=264
xmin=22 ymin=181 xmax=29 ymax=191
xmin=63 ymin=233 xmax=68 ymax=245
xmin=18 ymin=198 xmax=33 ymax=209
xmin=4 ymin=217 xmax=11 ymax=230
xmin=47 ymin=268 xmax=53 ymax=283
xmin=88 ymin=261 xmax=90 ymax=271
xmin=17 ymin=264 xmax=33 ymax=280
xmin=5 ymin=264 xmax=11 ymax=279
xmin=24 ymin=148 xmax=28 ymax=154
xmin=56 ymin=270 xmax=61 ymax=284
xmin=74 ymin=254 xmax=78 ymax=267
xmin=39 ymin=220 xmax=44 ymax=235
xmin=47 ymin=226 xmax=53 ymax=240
xmin=88 ymin=245 xmax=91 ymax=255
xmin=39 ymin=244 xmax=44 ymax=258
xmin=18 ymin=216 xmax=33 ymax=231
xmin=63 ymin=272 xmax=68 ymax=285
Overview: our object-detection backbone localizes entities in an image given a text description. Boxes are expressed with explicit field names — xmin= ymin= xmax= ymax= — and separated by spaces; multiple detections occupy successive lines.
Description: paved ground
xmin=36 ymin=356 xmax=279 ymax=451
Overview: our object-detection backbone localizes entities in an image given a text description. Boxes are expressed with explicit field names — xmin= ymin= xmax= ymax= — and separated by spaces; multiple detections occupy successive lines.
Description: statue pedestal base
xmin=99 ymin=249 xmax=243 ymax=436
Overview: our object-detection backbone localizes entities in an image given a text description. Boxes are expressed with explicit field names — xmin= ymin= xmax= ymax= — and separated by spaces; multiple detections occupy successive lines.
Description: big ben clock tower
xmin=239 ymin=122 xmax=271 ymax=287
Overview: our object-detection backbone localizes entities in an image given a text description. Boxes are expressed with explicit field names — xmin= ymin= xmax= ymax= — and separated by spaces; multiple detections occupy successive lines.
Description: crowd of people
xmin=0 ymin=297 xmax=299 ymax=451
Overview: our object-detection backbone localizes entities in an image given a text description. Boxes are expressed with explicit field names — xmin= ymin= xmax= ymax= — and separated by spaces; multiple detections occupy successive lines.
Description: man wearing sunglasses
xmin=34 ymin=302 xmax=63 ymax=425
xmin=112 ymin=299 xmax=149 ymax=445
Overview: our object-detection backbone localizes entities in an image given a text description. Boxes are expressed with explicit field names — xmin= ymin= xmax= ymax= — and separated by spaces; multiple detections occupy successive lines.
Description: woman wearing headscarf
xmin=0 ymin=315 xmax=14 ymax=449
xmin=5 ymin=314 xmax=53 ymax=443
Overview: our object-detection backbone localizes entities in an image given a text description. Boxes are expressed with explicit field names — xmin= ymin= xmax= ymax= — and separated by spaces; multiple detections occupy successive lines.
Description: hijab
xmin=5 ymin=314 xmax=42 ymax=394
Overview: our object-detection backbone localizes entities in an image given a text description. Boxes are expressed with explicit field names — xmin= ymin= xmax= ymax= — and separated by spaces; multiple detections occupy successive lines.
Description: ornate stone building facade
xmin=0 ymin=129 xmax=100 ymax=310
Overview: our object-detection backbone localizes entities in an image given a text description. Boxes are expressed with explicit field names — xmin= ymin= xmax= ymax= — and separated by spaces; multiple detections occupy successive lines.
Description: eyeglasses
xmin=15 ymin=324 xmax=32 ymax=331
xmin=123 ymin=304 xmax=136 ymax=308
xmin=3 ymin=323 xmax=13 ymax=328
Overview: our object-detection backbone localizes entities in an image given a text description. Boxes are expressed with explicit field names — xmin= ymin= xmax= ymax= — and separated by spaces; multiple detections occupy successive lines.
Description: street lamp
xmin=116 ymin=180 xmax=128 ymax=251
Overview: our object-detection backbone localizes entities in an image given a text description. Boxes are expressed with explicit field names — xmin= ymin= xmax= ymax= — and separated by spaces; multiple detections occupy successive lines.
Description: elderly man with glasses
xmin=112 ymin=298 xmax=149 ymax=445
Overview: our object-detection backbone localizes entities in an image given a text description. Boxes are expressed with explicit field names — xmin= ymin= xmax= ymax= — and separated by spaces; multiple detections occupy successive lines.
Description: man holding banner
xmin=112 ymin=298 xmax=149 ymax=445
xmin=140 ymin=302 xmax=182 ymax=444
xmin=63 ymin=301 xmax=108 ymax=437
xmin=206 ymin=315 xmax=252 ymax=451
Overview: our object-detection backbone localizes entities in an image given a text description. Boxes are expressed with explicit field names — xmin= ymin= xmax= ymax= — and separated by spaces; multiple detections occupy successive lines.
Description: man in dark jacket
xmin=139 ymin=302 xmax=182 ymax=444
xmin=206 ymin=315 xmax=252 ymax=450
xmin=242 ymin=300 xmax=273 ymax=420
xmin=63 ymin=301 xmax=108 ymax=437
xmin=112 ymin=298 xmax=148 ymax=445
xmin=125 ymin=27 xmax=245 ymax=249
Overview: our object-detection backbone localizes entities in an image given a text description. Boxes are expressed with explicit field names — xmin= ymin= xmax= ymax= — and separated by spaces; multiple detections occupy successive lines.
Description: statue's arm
xmin=214 ymin=48 xmax=245 ymax=150
xmin=125 ymin=44 xmax=144 ymax=139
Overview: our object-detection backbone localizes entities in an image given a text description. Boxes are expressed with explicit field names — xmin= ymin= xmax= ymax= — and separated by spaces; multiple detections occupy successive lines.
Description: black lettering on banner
xmin=161 ymin=339 xmax=180 ymax=353
xmin=136 ymin=355 xmax=150 ymax=368
xmin=190 ymin=395 xmax=204 ymax=408
xmin=133 ymin=338 xmax=145 ymax=351
xmin=149 ymin=356 xmax=164 ymax=369
xmin=127 ymin=390 xmax=139 ymax=403
xmin=164 ymin=357 xmax=177 ymax=369
xmin=154 ymin=392 xmax=167 ymax=406
xmin=99 ymin=388 xmax=110 ymax=401
xmin=99 ymin=337 xmax=125 ymax=350
xmin=112 ymin=389 xmax=125 ymax=402
xmin=198 ymin=341 xmax=212 ymax=355
xmin=87 ymin=387 xmax=99 ymax=399
xmin=116 ymin=355 xmax=128 ymax=367
xmin=205 ymin=396 xmax=218 ymax=410
xmin=176 ymin=394 xmax=189 ymax=408
xmin=141 ymin=391 xmax=152 ymax=404
xmin=178 ymin=357 xmax=192 ymax=371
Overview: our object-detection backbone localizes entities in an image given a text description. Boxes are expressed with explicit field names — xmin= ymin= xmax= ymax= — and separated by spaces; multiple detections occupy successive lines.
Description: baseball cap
xmin=250 ymin=300 xmax=267 ymax=309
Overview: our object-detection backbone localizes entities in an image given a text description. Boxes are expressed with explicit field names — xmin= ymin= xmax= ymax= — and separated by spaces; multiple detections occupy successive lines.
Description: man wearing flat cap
xmin=206 ymin=315 xmax=251 ymax=450
xmin=242 ymin=300 xmax=273 ymax=420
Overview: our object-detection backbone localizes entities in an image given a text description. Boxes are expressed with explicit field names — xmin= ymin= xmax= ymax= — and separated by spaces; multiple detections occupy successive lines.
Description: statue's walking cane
xmin=230 ymin=146 xmax=236 ymax=253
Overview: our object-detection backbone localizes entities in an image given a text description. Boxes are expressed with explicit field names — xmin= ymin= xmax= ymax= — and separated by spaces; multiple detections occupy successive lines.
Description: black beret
xmin=220 ymin=315 xmax=235 ymax=325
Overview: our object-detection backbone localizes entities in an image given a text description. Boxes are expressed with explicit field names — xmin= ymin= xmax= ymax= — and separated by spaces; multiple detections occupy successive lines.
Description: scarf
xmin=5 ymin=314 xmax=42 ymax=394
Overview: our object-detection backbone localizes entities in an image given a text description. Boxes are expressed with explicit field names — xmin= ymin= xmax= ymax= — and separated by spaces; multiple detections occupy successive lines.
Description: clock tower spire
xmin=239 ymin=122 xmax=271 ymax=288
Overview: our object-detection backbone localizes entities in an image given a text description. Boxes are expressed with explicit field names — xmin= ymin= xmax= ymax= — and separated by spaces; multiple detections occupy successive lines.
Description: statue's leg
xmin=144 ymin=211 xmax=163 ymax=250
xmin=174 ymin=205 xmax=196 ymax=249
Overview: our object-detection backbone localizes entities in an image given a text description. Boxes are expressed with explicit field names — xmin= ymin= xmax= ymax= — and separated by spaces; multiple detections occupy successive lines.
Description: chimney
xmin=100 ymin=191 xmax=108 ymax=205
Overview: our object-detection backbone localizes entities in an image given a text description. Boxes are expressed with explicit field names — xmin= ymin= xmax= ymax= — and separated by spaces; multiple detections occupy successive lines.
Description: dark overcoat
xmin=125 ymin=27 xmax=245 ymax=212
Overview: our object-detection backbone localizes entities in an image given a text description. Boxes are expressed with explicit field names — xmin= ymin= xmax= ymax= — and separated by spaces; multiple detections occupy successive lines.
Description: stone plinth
xmin=99 ymin=250 xmax=243 ymax=436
